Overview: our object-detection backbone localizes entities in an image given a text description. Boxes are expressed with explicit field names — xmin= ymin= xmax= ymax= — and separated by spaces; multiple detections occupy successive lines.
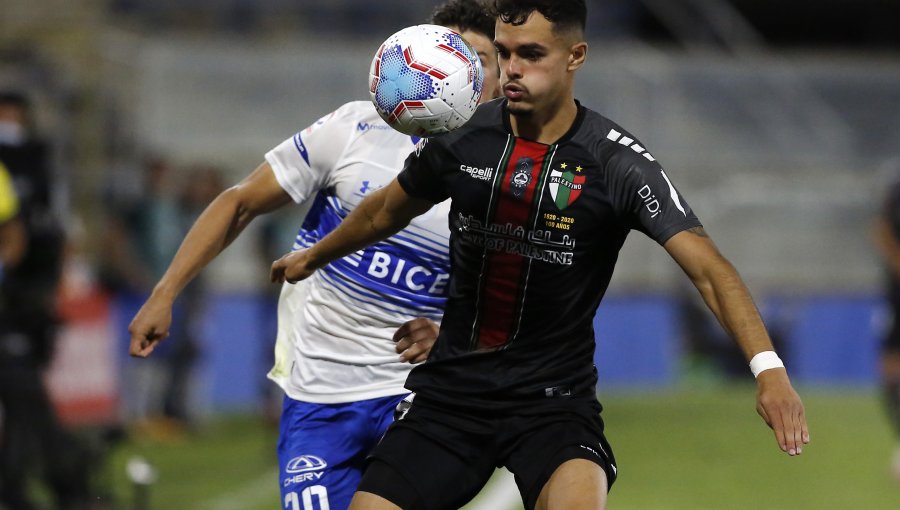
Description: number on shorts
xmin=285 ymin=485 xmax=329 ymax=510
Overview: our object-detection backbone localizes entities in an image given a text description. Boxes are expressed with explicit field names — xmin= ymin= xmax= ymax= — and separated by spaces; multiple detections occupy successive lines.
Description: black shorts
xmin=357 ymin=396 xmax=617 ymax=510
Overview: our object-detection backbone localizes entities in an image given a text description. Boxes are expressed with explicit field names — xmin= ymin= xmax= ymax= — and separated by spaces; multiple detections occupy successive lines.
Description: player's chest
xmin=332 ymin=135 xmax=450 ymax=231
xmin=328 ymin=128 xmax=416 ymax=203
xmin=447 ymin=140 xmax=614 ymax=236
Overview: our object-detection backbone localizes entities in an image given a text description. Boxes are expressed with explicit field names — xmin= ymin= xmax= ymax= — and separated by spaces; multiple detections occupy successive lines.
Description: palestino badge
xmin=510 ymin=156 xmax=534 ymax=198
xmin=549 ymin=162 xmax=585 ymax=210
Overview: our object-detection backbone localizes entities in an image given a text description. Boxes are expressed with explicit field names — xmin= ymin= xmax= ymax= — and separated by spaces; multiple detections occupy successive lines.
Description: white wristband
xmin=749 ymin=351 xmax=785 ymax=378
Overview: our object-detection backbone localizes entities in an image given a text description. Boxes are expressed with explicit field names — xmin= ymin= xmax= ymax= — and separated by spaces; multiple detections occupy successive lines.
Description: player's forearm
xmin=153 ymin=188 xmax=257 ymax=301
xmin=691 ymin=255 xmax=774 ymax=361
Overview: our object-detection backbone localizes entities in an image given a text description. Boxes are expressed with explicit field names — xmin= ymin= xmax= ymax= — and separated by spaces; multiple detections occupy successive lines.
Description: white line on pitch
xmin=200 ymin=467 xmax=278 ymax=510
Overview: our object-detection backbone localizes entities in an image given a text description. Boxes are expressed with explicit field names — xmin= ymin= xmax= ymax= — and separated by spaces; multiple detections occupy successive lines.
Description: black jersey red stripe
xmin=396 ymin=99 xmax=702 ymax=411
xmin=475 ymin=139 xmax=554 ymax=349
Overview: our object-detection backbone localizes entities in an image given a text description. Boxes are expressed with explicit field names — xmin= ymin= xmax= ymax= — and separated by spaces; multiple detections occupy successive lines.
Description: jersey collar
xmin=501 ymin=98 xmax=585 ymax=145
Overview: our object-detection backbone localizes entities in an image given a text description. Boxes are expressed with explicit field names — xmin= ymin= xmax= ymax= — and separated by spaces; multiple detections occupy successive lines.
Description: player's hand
xmin=128 ymin=293 xmax=174 ymax=358
xmin=270 ymin=249 xmax=318 ymax=284
xmin=393 ymin=318 xmax=439 ymax=364
xmin=755 ymin=369 xmax=810 ymax=456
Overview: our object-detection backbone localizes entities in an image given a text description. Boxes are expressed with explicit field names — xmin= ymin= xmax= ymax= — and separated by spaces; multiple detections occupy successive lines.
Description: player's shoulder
xmin=329 ymin=100 xmax=384 ymax=125
xmin=575 ymin=105 xmax=663 ymax=176
xmin=306 ymin=101 xmax=412 ymax=145
xmin=427 ymin=98 xmax=505 ymax=149
xmin=466 ymin=98 xmax=507 ymax=135
xmin=468 ymin=97 xmax=506 ymax=128
xmin=302 ymin=100 xmax=385 ymax=131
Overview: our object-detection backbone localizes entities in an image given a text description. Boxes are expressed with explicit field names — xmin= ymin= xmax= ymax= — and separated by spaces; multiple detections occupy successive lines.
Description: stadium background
xmin=1 ymin=0 xmax=898 ymax=508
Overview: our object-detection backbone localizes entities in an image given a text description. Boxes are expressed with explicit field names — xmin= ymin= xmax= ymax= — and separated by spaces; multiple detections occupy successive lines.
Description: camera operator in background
xmin=0 ymin=90 xmax=89 ymax=510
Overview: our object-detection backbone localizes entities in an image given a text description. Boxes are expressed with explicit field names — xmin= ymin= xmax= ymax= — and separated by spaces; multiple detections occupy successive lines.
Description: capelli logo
xmin=286 ymin=455 xmax=328 ymax=474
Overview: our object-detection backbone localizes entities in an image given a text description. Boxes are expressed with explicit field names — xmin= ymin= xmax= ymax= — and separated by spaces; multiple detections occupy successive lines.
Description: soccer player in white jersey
xmin=128 ymin=2 xmax=500 ymax=508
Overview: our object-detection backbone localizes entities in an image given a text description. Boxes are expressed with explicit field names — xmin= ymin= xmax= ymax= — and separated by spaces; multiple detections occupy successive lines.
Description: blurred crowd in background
xmin=1 ymin=0 xmax=899 ymax=508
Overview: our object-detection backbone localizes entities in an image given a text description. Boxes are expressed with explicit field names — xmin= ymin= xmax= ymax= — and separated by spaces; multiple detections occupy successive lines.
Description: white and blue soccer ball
xmin=369 ymin=24 xmax=484 ymax=137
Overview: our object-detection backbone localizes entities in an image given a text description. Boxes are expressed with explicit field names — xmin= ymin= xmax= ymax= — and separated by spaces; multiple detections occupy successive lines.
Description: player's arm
xmin=664 ymin=227 xmax=809 ymax=456
xmin=129 ymin=162 xmax=292 ymax=357
xmin=270 ymin=178 xmax=433 ymax=284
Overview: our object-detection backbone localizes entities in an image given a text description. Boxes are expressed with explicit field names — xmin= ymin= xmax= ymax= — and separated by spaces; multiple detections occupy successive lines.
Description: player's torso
xmin=405 ymin=101 xmax=702 ymax=408
xmin=430 ymin=117 xmax=628 ymax=355
xmin=279 ymin=103 xmax=451 ymax=403
xmin=301 ymin=118 xmax=451 ymax=323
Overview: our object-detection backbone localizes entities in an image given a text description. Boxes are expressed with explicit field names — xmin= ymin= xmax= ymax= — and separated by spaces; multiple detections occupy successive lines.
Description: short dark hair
xmin=431 ymin=0 xmax=495 ymax=40
xmin=491 ymin=0 xmax=586 ymax=33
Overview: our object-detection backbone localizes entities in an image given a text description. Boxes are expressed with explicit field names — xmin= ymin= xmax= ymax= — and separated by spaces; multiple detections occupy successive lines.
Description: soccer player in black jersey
xmin=271 ymin=1 xmax=810 ymax=508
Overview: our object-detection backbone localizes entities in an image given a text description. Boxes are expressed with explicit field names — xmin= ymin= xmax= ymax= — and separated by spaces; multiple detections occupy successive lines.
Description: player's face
xmin=494 ymin=13 xmax=586 ymax=117
xmin=455 ymin=29 xmax=501 ymax=103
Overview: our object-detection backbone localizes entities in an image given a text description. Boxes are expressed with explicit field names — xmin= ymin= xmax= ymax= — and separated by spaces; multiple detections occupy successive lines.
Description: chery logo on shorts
xmin=286 ymin=455 xmax=328 ymax=474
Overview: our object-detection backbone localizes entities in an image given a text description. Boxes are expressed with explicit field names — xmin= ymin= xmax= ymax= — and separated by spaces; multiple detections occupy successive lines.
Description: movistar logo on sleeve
xmin=357 ymin=122 xmax=392 ymax=132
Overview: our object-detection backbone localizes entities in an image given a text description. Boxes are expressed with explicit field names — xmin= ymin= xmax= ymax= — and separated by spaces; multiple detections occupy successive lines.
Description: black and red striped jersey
xmin=397 ymin=98 xmax=702 ymax=411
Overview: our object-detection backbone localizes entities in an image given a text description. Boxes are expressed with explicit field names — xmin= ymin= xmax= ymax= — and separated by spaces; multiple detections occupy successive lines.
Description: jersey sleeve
xmin=0 ymin=163 xmax=19 ymax=224
xmin=607 ymin=150 xmax=702 ymax=245
xmin=264 ymin=103 xmax=357 ymax=204
xmin=396 ymin=137 xmax=452 ymax=204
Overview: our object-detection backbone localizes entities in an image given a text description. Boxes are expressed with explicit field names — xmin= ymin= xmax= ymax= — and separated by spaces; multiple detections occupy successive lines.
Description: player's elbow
xmin=217 ymin=185 xmax=263 ymax=229
xmin=691 ymin=253 xmax=740 ymax=296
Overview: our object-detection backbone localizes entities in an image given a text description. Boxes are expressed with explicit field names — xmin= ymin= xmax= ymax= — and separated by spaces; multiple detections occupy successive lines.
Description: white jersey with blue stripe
xmin=265 ymin=101 xmax=450 ymax=404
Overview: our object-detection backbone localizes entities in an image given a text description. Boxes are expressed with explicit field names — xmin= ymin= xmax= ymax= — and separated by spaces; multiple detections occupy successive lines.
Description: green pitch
xmin=103 ymin=387 xmax=899 ymax=510
xmin=601 ymin=386 xmax=898 ymax=510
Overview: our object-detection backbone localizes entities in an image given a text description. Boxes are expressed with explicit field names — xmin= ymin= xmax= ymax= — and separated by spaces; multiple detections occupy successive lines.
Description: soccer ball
xmin=369 ymin=24 xmax=484 ymax=137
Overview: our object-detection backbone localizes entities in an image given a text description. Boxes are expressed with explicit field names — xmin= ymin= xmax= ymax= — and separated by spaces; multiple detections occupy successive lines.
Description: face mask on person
xmin=0 ymin=121 xmax=25 ymax=146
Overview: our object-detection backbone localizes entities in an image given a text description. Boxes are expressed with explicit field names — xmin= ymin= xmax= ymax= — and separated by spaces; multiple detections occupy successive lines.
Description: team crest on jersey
xmin=510 ymin=156 xmax=534 ymax=198
xmin=548 ymin=162 xmax=586 ymax=210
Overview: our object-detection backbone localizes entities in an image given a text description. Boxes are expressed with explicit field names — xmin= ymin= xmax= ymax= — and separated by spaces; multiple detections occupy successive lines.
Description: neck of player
xmin=508 ymin=95 xmax=578 ymax=145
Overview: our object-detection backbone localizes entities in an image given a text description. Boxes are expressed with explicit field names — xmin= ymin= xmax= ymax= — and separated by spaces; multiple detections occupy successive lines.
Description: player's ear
xmin=567 ymin=41 xmax=588 ymax=71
